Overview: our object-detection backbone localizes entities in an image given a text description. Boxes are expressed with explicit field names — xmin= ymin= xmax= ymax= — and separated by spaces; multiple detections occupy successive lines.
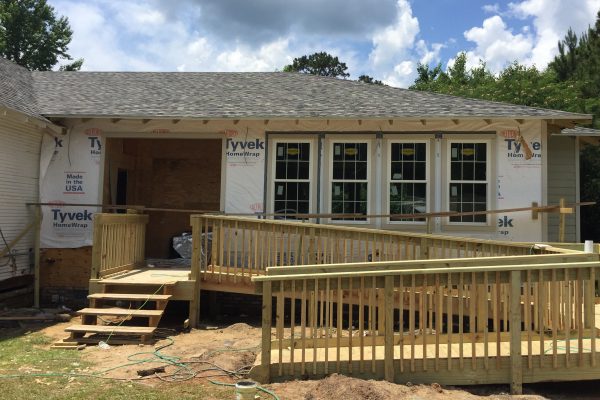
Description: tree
xmin=0 ymin=0 xmax=82 ymax=70
xmin=358 ymin=74 xmax=383 ymax=85
xmin=283 ymin=52 xmax=350 ymax=78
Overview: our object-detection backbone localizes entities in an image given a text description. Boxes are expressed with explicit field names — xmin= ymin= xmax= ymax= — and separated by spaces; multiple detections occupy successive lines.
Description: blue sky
xmin=49 ymin=0 xmax=600 ymax=87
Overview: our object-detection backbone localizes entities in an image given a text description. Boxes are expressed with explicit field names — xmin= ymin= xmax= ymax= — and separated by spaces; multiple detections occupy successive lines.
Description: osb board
xmin=39 ymin=247 xmax=92 ymax=289
xmin=103 ymin=139 xmax=222 ymax=258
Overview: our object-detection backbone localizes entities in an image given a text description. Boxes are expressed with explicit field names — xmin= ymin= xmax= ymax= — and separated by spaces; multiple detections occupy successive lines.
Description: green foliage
xmin=580 ymin=145 xmax=600 ymax=241
xmin=549 ymin=11 xmax=600 ymax=123
xmin=59 ymin=57 xmax=84 ymax=71
xmin=410 ymin=52 xmax=600 ymax=117
xmin=283 ymin=51 xmax=350 ymax=78
xmin=357 ymin=74 xmax=383 ymax=85
xmin=0 ymin=0 xmax=81 ymax=70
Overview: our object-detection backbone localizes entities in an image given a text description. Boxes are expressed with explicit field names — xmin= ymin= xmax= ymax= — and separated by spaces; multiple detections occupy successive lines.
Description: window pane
xmin=275 ymin=161 xmax=286 ymax=179
xmin=391 ymin=162 xmax=402 ymax=179
xmin=463 ymin=162 xmax=474 ymax=181
xmin=415 ymin=161 xmax=426 ymax=180
xmin=474 ymin=162 xmax=486 ymax=180
xmin=475 ymin=143 xmax=486 ymax=161
xmin=415 ymin=143 xmax=426 ymax=161
xmin=450 ymin=162 xmax=461 ymax=181
xmin=287 ymin=160 xmax=298 ymax=179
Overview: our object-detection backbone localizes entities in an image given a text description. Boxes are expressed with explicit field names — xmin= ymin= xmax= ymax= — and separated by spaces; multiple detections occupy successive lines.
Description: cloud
xmin=482 ymin=3 xmax=501 ymax=14
xmin=459 ymin=0 xmax=600 ymax=73
xmin=462 ymin=15 xmax=533 ymax=72
xmin=366 ymin=0 xmax=444 ymax=87
xmin=368 ymin=0 xmax=419 ymax=67
xmin=508 ymin=0 xmax=600 ymax=67
xmin=171 ymin=0 xmax=398 ymax=45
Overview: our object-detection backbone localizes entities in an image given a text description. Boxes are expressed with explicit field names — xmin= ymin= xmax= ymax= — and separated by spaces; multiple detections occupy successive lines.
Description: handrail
xmin=91 ymin=213 xmax=149 ymax=279
xmin=259 ymin=253 xmax=596 ymax=276
xmin=193 ymin=214 xmax=547 ymax=250
xmin=253 ymin=261 xmax=600 ymax=282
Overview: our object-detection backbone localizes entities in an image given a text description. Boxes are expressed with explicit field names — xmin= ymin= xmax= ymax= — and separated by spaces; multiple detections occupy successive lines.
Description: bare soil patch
xmin=20 ymin=320 xmax=592 ymax=399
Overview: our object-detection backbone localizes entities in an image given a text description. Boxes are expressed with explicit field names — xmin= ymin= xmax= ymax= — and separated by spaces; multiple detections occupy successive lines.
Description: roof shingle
xmin=0 ymin=57 xmax=41 ymax=119
xmin=30 ymin=70 xmax=590 ymax=120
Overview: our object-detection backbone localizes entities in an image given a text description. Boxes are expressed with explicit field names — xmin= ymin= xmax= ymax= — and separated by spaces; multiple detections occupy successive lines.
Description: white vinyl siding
xmin=0 ymin=116 xmax=42 ymax=281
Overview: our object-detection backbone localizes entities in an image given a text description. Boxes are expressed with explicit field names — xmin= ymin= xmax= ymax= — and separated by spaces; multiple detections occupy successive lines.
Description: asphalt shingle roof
xmin=0 ymin=57 xmax=43 ymax=119
xmin=30 ymin=71 xmax=590 ymax=120
xmin=0 ymin=57 xmax=592 ymax=121
xmin=561 ymin=127 xmax=600 ymax=136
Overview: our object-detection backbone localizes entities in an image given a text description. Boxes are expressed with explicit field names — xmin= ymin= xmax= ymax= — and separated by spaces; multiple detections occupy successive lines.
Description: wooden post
xmin=90 ymin=214 xmax=103 ymax=280
xmin=510 ymin=270 xmax=523 ymax=395
xmin=558 ymin=198 xmax=566 ymax=243
xmin=384 ymin=275 xmax=395 ymax=382
xmin=420 ymin=238 xmax=430 ymax=260
xmin=189 ymin=216 xmax=202 ymax=328
xmin=261 ymin=281 xmax=273 ymax=383
xmin=378 ymin=288 xmax=385 ymax=335
xmin=584 ymin=266 xmax=594 ymax=329
xmin=33 ymin=206 xmax=41 ymax=308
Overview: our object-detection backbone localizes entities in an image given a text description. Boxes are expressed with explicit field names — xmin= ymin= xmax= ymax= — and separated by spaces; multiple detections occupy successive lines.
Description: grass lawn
xmin=0 ymin=329 xmax=233 ymax=400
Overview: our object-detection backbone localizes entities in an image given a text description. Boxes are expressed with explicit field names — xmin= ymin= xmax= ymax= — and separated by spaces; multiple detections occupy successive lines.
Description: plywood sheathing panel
xmin=105 ymin=139 xmax=222 ymax=258
xmin=40 ymin=247 xmax=92 ymax=289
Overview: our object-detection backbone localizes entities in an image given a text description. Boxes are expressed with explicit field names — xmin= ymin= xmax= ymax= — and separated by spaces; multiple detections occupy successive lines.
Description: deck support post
xmin=384 ymin=275 xmax=395 ymax=382
xmin=261 ymin=281 xmax=273 ymax=383
xmin=510 ymin=270 xmax=523 ymax=395
xmin=189 ymin=216 xmax=202 ymax=328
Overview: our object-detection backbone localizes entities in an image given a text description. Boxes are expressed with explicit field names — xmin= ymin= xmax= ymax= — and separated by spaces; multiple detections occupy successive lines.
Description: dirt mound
xmin=303 ymin=374 xmax=410 ymax=400
xmin=222 ymin=322 xmax=254 ymax=333
xmin=198 ymin=350 xmax=256 ymax=372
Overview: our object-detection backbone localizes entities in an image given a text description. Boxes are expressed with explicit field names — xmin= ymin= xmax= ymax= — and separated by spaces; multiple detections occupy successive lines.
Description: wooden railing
xmin=189 ymin=215 xmax=573 ymax=286
xmin=91 ymin=213 xmax=149 ymax=279
xmin=250 ymin=252 xmax=600 ymax=393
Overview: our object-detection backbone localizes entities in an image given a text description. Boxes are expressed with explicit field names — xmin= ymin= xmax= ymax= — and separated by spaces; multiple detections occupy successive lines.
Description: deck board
xmin=99 ymin=268 xmax=191 ymax=285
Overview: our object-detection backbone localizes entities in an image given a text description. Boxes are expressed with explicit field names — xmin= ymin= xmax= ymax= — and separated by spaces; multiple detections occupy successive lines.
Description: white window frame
xmin=327 ymin=139 xmax=372 ymax=224
xmin=269 ymin=138 xmax=316 ymax=219
xmin=387 ymin=139 xmax=430 ymax=225
xmin=445 ymin=139 xmax=491 ymax=226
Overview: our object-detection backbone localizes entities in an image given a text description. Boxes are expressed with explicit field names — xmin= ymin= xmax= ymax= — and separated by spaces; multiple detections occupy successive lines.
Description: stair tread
xmin=99 ymin=279 xmax=176 ymax=286
xmin=76 ymin=308 xmax=163 ymax=317
xmin=88 ymin=293 xmax=172 ymax=301
xmin=65 ymin=325 xmax=155 ymax=334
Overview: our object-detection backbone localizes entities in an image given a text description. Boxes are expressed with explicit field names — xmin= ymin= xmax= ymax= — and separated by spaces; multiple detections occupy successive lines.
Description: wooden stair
xmin=64 ymin=280 xmax=173 ymax=345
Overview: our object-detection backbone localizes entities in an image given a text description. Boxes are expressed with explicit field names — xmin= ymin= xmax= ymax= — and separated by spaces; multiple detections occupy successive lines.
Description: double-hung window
xmin=448 ymin=141 xmax=489 ymax=223
xmin=331 ymin=141 xmax=369 ymax=221
xmin=273 ymin=142 xmax=311 ymax=219
xmin=389 ymin=141 xmax=428 ymax=223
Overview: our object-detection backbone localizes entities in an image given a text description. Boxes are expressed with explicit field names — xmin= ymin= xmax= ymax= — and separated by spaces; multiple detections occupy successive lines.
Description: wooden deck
xmin=90 ymin=267 xmax=195 ymax=301
xmin=85 ymin=213 xmax=600 ymax=392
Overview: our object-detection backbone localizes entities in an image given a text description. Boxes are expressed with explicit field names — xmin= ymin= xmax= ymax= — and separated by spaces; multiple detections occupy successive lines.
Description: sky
xmin=49 ymin=0 xmax=600 ymax=87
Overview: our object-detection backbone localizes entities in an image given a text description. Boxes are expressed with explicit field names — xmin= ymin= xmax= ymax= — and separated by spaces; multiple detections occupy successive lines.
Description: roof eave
xmin=42 ymin=114 xmax=594 ymax=122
